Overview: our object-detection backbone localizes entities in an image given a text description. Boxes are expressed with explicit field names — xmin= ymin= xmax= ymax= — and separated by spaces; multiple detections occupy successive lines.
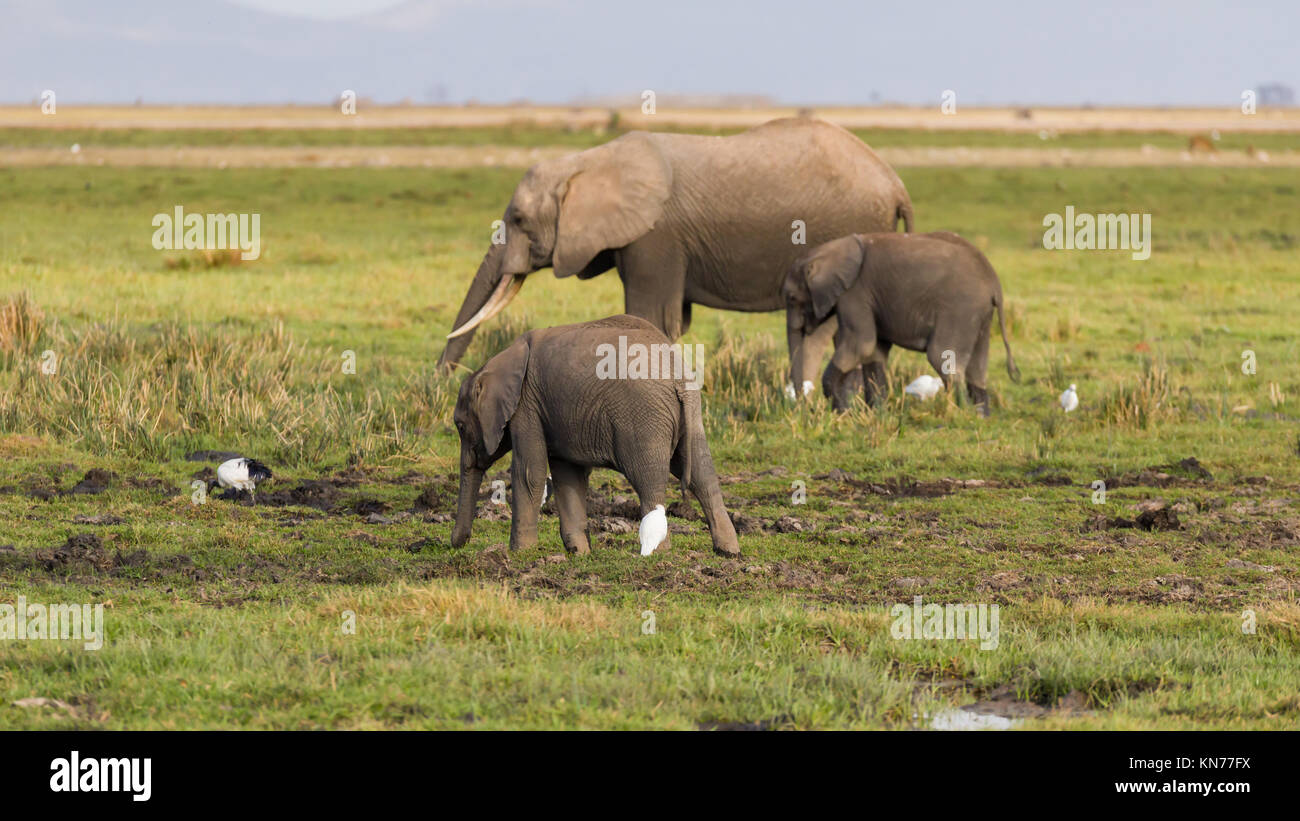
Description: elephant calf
xmin=450 ymin=315 xmax=740 ymax=557
xmin=782 ymin=231 xmax=1020 ymax=415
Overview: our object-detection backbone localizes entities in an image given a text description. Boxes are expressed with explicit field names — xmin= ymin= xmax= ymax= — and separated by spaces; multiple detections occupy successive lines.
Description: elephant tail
xmin=896 ymin=201 xmax=913 ymax=233
xmin=674 ymin=384 xmax=696 ymax=499
xmin=995 ymin=294 xmax=1021 ymax=383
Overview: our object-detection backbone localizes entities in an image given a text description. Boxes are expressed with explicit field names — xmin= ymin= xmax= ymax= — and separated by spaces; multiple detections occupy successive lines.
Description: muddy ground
xmin=3 ymin=453 xmax=1294 ymax=613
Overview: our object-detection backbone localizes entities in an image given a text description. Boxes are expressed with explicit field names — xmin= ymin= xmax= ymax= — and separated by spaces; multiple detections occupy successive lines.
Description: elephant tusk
xmin=446 ymin=274 xmax=526 ymax=339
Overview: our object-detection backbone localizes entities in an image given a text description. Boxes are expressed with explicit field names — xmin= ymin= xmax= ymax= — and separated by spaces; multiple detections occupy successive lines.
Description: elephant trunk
xmin=451 ymin=465 xmax=484 ymax=547
xmin=438 ymin=244 xmax=507 ymax=371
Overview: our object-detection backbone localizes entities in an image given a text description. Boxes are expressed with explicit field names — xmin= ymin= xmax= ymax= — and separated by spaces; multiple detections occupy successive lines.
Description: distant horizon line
xmin=4 ymin=101 xmax=1294 ymax=110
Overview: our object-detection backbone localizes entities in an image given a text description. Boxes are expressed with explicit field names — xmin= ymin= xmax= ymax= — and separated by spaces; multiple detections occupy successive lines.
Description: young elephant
xmin=450 ymin=315 xmax=740 ymax=557
xmin=783 ymin=231 xmax=1020 ymax=415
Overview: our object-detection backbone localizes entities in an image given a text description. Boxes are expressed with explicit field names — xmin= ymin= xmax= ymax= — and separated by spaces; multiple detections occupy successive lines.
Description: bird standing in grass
xmin=1060 ymin=384 xmax=1079 ymax=413
xmin=639 ymin=504 xmax=668 ymax=556
xmin=904 ymin=374 xmax=944 ymax=401
xmin=216 ymin=457 xmax=273 ymax=502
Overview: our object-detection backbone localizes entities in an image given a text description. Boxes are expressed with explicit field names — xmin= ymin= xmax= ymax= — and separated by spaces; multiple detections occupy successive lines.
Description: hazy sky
xmin=226 ymin=0 xmax=412 ymax=19
xmin=3 ymin=0 xmax=1297 ymax=105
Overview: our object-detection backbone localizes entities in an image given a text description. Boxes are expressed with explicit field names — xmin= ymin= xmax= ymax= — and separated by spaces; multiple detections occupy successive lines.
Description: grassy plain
xmin=1 ymin=123 xmax=1298 ymax=729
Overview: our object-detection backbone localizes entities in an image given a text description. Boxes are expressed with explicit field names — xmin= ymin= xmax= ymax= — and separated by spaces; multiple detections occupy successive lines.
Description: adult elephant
xmin=437 ymin=117 xmax=913 ymax=392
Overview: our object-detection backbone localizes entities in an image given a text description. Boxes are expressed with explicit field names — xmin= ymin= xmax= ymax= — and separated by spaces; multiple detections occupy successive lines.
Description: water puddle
xmin=926 ymin=707 xmax=1021 ymax=731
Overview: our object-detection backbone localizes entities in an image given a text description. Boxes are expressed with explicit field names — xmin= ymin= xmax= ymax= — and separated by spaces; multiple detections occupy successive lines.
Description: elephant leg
xmin=625 ymin=463 xmax=668 ymax=517
xmin=927 ymin=334 xmax=973 ymax=408
xmin=824 ymin=325 xmax=872 ymax=412
xmin=549 ymin=457 xmax=591 ymax=554
xmin=862 ymin=341 xmax=892 ymax=407
xmin=507 ymin=416 xmax=549 ymax=552
xmin=622 ymin=449 xmax=672 ymax=556
xmin=682 ymin=451 xmax=741 ymax=558
xmin=965 ymin=320 xmax=993 ymax=417
xmin=806 ymin=317 xmax=867 ymax=406
xmin=616 ymin=238 xmax=687 ymax=340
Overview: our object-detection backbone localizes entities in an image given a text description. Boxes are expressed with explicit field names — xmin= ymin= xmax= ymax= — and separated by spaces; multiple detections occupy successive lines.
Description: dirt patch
xmin=1024 ymin=465 xmax=1073 ymax=486
xmin=890 ymin=576 xmax=934 ymax=591
xmin=1134 ymin=506 xmax=1182 ymax=531
xmin=69 ymin=469 xmax=116 ymax=495
xmin=665 ymin=499 xmax=702 ymax=521
xmin=862 ymin=478 xmax=959 ymax=498
xmin=412 ymin=485 xmax=449 ymax=513
xmin=127 ymin=476 xmax=176 ymax=496
xmin=726 ymin=512 xmax=812 ymax=535
xmin=1102 ymin=458 xmax=1215 ymax=490
xmin=71 ymin=513 xmax=124 ymax=525
xmin=593 ymin=516 xmax=635 ymax=534
xmin=978 ymin=571 xmax=1029 ymax=592
xmin=771 ymin=515 xmax=806 ymax=533
xmin=730 ymin=512 xmax=764 ymax=535
xmin=586 ymin=492 xmax=641 ymax=519
xmin=1085 ymin=499 xmax=1183 ymax=532
xmin=397 ymin=538 xmax=433 ymax=553
xmin=29 ymin=533 xmax=128 ymax=572
xmin=849 ymin=476 xmax=998 ymax=499
xmin=1167 ymin=457 xmax=1214 ymax=481
xmin=259 ymin=480 xmax=345 ymax=511
xmin=407 ymin=540 xmax=867 ymax=603
xmin=1138 ymin=574 xmax=1202 ymax=604
xmin=346 ymin=498 xmax=391 ymax=517
xmin=960 ymin=685 xmax=1093 ymax=720
xmin=1226 ymin=558 xmax=1275 ymax=572
xmin=812 ymin=471 xmax=997 ymax=497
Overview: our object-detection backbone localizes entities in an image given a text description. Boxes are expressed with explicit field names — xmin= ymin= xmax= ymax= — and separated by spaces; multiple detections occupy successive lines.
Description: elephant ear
xmin=805 ymin=235 xmax=866 ymax=324
xmin=553 ymin=133 xmax=672 ymax=278
xmin=474 ymin=336 xmax=530 ymax=453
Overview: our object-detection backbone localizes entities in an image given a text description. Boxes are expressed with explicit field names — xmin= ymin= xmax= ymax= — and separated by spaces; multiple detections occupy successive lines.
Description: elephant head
xmin=449 ymin=336 xmax=530 ymax=547
xmin=781 ymin=234 xmax=866 ymax=389
xmin=437 ymin=133 xmax=673 ymax=370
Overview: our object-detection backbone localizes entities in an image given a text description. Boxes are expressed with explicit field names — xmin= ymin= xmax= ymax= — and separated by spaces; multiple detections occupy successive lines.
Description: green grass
xmin=1 ymin=162 xmax=1298 ymax=729
xmin=4 ymin=124 xmax=1298 ymax=153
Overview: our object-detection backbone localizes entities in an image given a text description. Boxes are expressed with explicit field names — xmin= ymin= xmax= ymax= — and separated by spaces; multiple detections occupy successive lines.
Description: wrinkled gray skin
xmin=783 ymin=232 xmax=1021 ymax=416
xmin=450 ymin=315 xmax=740 ymax=557
xmin=437 ymin=118 xmax=913 ymax=392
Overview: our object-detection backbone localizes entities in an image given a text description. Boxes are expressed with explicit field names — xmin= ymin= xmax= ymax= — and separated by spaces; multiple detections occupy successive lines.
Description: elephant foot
xmin=840 ymin=367 xmax=865 ymax=399
xmin=711 ymin=541 xmax=741 ymax=558
xmin=822 ymin=364 xmax=864 ymax=412
xmin=509 ymin=532 xmax=539 ymax=553
xmin=562 ymin=531 xmax=591 ymax=555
